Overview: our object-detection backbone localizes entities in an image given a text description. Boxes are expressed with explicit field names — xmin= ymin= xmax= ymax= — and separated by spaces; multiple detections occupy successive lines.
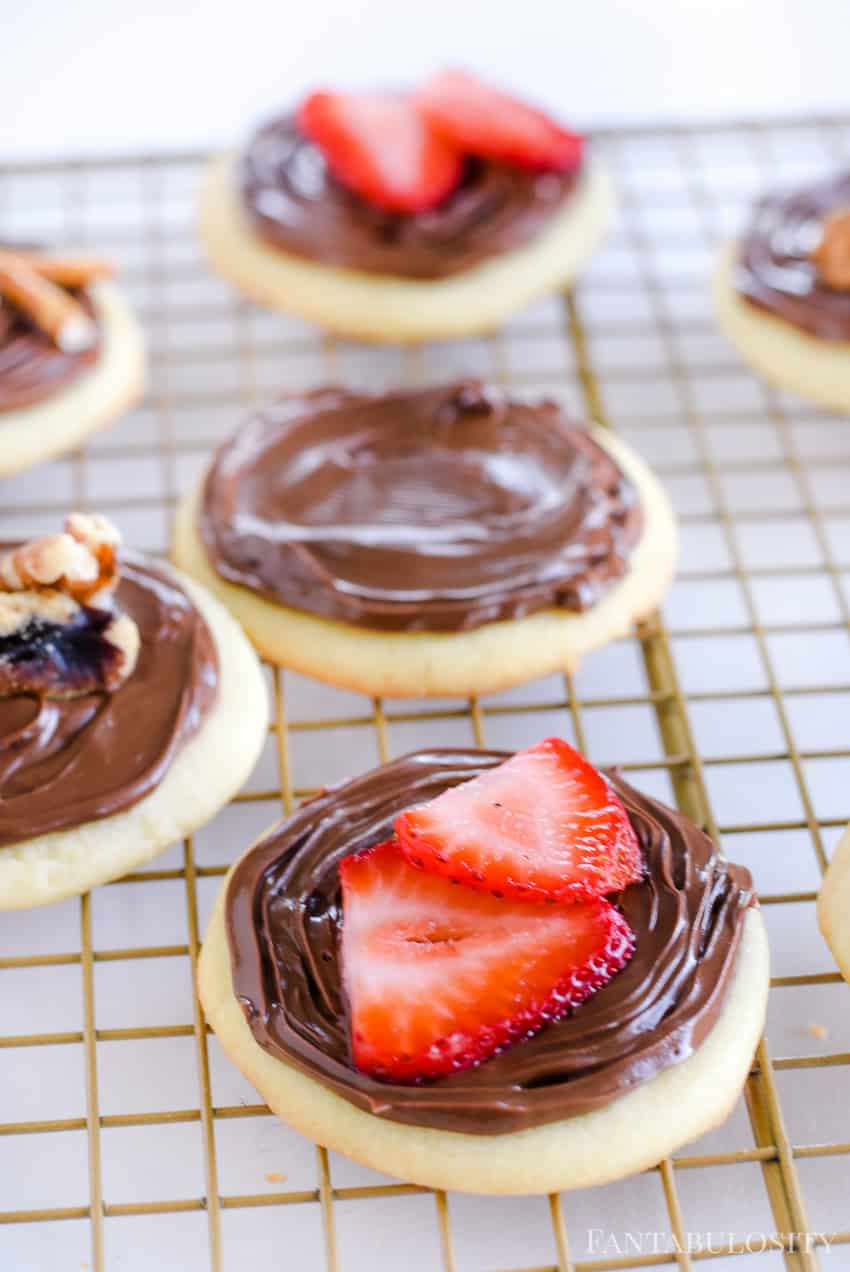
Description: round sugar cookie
xmin=818 ymin=825 xmax=850 ymax=984
xmin=172 ymin=425 xmax=677 ymax=699
xmin=199 ymin=153 xmax=614 ymax=342
xmin=0 ymin=567 xmax=267 ymax=910
xmin=713 ymin=244 xmax=850 ymax=414
xmin=0 ymin=281 xmax=146 ymax=477
xmin=199 ymin=879 xmax=768 ymax=1195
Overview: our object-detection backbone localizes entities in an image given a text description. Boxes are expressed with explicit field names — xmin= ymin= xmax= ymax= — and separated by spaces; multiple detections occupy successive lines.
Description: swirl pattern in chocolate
xmin=0 ymin=556 xmax=217 ymax=847
xmin=0 ymin=279 xmax=100 ymax=413
xmin=239 ymin=114 xmax=579 ymax=279
xmin=199 ymin=381 xmax=642 ymax=634
xmin=736 ymin=172 xmax=850 ymax=340
xmin=226 ymin=749 xmax=755 ymax=1135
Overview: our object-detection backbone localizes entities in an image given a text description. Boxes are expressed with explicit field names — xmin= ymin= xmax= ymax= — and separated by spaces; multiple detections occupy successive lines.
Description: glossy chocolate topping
xmin=0 ymin=285 xmax=100 ymax=413
xmin=226 ymin=749 xmax=755 ymax=1135
xmin=239 ymin=114 xmax=579 ymax=279
xmin=0 ymin=556 xmax=217 ymax=847
xmin=200 ymin=381 xmax=642 ymax=634
xmin=737 ymin=172 xmax=850 ymax=340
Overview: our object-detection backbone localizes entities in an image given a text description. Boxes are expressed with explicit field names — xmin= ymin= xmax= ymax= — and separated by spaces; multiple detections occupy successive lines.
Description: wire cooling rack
xmin=2 ymin=116 xmax=850 ymax=1272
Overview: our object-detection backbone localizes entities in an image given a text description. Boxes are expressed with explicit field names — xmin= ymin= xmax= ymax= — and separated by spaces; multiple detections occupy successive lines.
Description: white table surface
xmin=3 ymin=0 xmax=850 ymax=159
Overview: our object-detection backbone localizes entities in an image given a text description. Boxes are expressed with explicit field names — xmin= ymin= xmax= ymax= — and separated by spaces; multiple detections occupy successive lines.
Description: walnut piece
xmin=0 ymin=512 xmax=121 ymax=604
xmin=106 ymin=612 xmax=141 ymax=683
xmin=0 ymin=514 xmax=140 ymax=699
xmin=811 ymin=206 xmax=850 ymax=291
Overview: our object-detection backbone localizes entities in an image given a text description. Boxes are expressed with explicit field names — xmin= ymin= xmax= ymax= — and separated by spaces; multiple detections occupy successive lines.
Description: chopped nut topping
xmin=811 ymin=206 xmax=850 ymax=291
xmin=0 ymin=513 xmax=121 ymax=604
xmin=0 ymin=514 xmax=140 ymax=699
xmin=66 ymin=512 xmax=121 ymax=597
xmin=106 ymin=612 xmax=141 ymax=683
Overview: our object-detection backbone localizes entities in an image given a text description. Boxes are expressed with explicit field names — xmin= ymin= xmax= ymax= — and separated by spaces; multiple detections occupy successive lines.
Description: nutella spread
xmin=0 ymin=556 xmax=217 ymax=846
xmin=226 ymin=749 xmax=755 ymax=1135
xmin=0 ymin=285 xmax=99 ymax=413
xmin=736 ymin=172 xmax=850 ymax=340
xmin=240 ymin=114 xmax=579 ymax=279
xmin=200 ymin=381 xmax=642 ymax=634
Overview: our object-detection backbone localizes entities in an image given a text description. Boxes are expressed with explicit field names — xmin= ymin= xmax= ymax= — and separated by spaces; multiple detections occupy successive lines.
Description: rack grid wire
xmin=1 ymin=116 xmax=849 ymax=1272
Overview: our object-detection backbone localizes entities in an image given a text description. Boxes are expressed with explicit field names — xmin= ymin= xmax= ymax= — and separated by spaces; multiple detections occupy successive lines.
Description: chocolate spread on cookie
xmin=736 ymin=172 xmax=850 ymax=340
xmin=0 ymin=284 xmax=100 ymax=413
xmin=0 ymin=556 xmax=217 ymax=846
xmin=225 ymin=749 xmax=755 ymax=1134
xmin=199 ymin=381 xmax=642 ymax=633
xmin=239 ymin=114 xmax=580 ymax=279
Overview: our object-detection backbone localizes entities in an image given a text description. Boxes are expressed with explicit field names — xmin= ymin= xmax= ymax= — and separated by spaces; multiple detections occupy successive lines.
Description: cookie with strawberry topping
xmin=199 ymin=68 xmax=613 ymax=340
xmin=199 ymin=744 xmax=768 ymax=1194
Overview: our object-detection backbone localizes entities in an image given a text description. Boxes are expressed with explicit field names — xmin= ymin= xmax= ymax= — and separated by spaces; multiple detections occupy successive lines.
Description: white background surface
xmin=3 ymin=0 xmax=850 ymax=159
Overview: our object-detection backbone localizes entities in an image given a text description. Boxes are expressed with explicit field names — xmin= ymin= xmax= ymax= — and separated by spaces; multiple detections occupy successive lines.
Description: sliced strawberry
xmin=417 ymin=68 xmax=584 ymax=173
xmin=297 ymin=90 xmax=463 ymax=214
xmin=395 ymin=738 xmax=642 ymax=905
xmin=340 ymin=839 xmax=634 ymax=1081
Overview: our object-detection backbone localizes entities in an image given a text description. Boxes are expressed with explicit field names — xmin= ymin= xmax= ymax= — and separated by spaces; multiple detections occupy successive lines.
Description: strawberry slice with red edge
xmin=297 ymin=90 xmax=463 ymax=214
xmin=395 ymin=738 xmax=643 ymax=906
xmin=416 ymin=68 xmax=584 ymax=173
xmin=340 ymin=839 xmax=634 ymax=1081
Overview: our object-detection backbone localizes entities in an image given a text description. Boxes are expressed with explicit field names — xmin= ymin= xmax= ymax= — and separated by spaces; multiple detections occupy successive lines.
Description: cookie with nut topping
xmin=200 ymin=71 xmax=613 ymax=342
xmin=714 ymin=172 xmax=850 ymax=413
xmin=0 ymin=246 xmax=145 ymax=476
xmin=0 ymin=514 xmax=139 ymax=697
xmin=0 ymin=514 xmax=268 ymax=909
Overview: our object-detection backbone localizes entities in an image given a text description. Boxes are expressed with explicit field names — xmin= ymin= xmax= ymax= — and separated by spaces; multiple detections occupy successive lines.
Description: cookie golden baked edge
xmin=171 ymin=426 xmax=677 ymax=698
xmin=818 ymin=825 xmax=850 ymax=984
xmin=199 ymin=152 xmax=615 ymax=342
xmin=198 ymin=873 xmax=768 ymax=1195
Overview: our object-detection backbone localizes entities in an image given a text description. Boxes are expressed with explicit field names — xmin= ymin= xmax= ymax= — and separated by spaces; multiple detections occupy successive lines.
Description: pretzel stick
xmin=16 ymin=250 xmax=115 ymax=288
xmin=0 ymin=251 xmax=97 ymax=352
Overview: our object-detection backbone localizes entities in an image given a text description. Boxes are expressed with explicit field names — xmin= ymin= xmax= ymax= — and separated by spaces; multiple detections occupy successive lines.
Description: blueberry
xmin=0 ymin=606 xmax=123 ymax=696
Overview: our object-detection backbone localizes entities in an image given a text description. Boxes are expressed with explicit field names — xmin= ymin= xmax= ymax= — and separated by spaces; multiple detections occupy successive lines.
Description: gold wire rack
xmin=1 ymin=116 xmax=850 ymax=1272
